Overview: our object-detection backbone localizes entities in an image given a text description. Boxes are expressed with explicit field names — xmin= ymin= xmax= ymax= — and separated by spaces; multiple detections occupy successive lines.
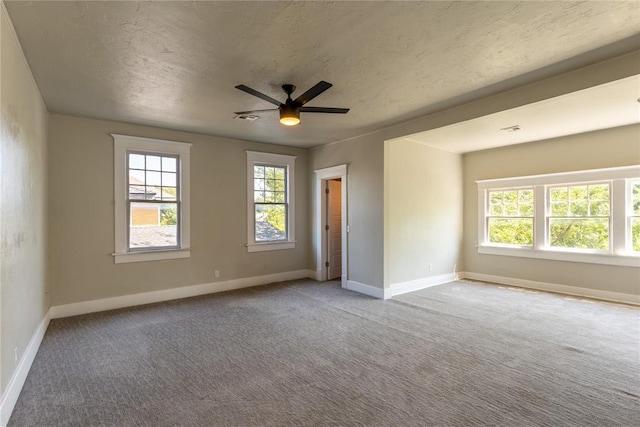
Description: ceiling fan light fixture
xmin=279 ymin=106 xmax=301 ymax=126
xmin=235 ymin=81 xmax=348 ymax=126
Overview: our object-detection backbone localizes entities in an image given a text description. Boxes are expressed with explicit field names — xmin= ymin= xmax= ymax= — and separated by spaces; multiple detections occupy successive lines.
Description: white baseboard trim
xmin=462 ymin=272 xmax=640 ymax=306
xmin=345 ymin=280 xmax=389 ymax=299
xmin=50 ymin=269 xmax=316 ymax=319
xmin=0 ymin=309 xmax=51 ymax=427
xmin=390 ymin=273 xmax=457 ymax=297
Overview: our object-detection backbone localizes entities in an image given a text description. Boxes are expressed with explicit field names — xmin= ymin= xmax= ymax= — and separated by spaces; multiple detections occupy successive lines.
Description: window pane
xmin=489 ymin=191 xmax=503 ymax=205
xmin=161 ymin=187 xmax=177 ymax=201
xmin=129 ymin=185 xmax=146 ymax=200
xmin=264 ymin=191 xmax=274 ymax=203
xmin=254 ymin=191 xmax=265 ymax=202
xmin=145 ymin=186 xmax=161 ymax=200
xmin=589 ymin=201 xmax=609 ymax=216
xmin=254 ymin=178 xmax=265 ymax=191
xmin=265 ymin=167 xmax=275 ymax=180
xmin=490 ymin=204 xmax=503 ymax=216
xmin=146 ymin=155 xmax=161 ymax=171
xmin=569 ymin=186 xmax=587 ymax=201
xmin=129 ymin=153 xmax=145 ymax=169
xmin=519 ymin=204 xmax=534 ymax=216
xmin=255 ymin=204 xmax=287 ymax=241
xmin=129 ymin=202 xmax=178 ymax=249
xmin=633 ymin=182 xmax=640 ymax=215
xmin=273 ymin=179 xmax=285 ymax=192
xmin=274 ymin=191 xmax=286 ymax=203
xmin=589 ymin=184 xmax=609 ymax=201
xmin=274 ymin=168 xmax=285 ymax=180
xmin=504 ymin=190 xmax=518 ymax=203
xmin=488 ymin=188 xmax=533 ymax=218
xmin=569 ymin=202 xmax=588 ymax=216
xmin=254 ymin=166 xmax=264 ymax=178
xmin=162 ymin=157 xmax=176 ymax=172
xmin=129 ymin=169 xmax=145 ymax=185
xmin=504 ymin=204 xmax=518 ymax=216
xmin=488 ymin=218 xmax=533 ymax=246
xmin=162 ymin=172 xmax=176 ymax=187
xmin=519 ymin=190 xmax=533 ymax=203
xmin=549 ymin=218 xmax=609 ymax=250
xmin=147 ymin=171 xmax=161 ymax=186
xmin=551 ymin=202 xmax=567 ymax=216
xmin=632 ymin=217 xmax=640 ymax=252
xmin=550 ymin=187 xmax=567 ymax=202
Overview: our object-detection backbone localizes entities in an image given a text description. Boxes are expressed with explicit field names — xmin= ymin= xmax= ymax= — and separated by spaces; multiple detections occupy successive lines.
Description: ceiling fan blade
xmin=293 ymin=81 xmax=333 ymax=106
xmin=235 ymin=85 xmax=281 ymax=106
xmin=234 ymin=109 xmax=278 ymax=115
xmin=300 ymin=106 xmax=349 ymax=114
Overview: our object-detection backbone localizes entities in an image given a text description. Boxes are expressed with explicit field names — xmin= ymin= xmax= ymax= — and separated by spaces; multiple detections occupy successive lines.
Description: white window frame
xmin=246 ymin=151 xmax=296 ymax=252
xmin=629 ymin=179 xmax=640 ymax=253
xmin=485 ymin=187 xmax=535 ymax=249
xmin=113 ymin=134 xmax=191 ymax=263
xmin=477 ymin=165 xmax=640 ymax=268
xmin=546 ymin=181 xmax=611 ymax=253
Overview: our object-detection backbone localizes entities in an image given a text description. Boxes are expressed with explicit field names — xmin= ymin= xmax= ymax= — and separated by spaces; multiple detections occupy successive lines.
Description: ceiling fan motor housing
xmin=282 ymin=84 xmax=296 ymax=98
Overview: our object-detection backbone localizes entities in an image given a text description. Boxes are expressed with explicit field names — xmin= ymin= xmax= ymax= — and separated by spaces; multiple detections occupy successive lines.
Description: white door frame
xmin=314 ymin=164 xmax=348 ymax=287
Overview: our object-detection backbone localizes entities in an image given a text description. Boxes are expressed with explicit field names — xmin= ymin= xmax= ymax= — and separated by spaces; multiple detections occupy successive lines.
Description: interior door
xmin=327 ymin=179 xmax=342 ymax=280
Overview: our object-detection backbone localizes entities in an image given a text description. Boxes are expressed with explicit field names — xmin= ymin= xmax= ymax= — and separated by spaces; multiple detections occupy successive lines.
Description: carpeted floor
xmin=9 ymin=279 xmax=640 ymax=426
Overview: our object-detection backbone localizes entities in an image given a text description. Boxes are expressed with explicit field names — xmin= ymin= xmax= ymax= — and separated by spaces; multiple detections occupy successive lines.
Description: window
xmin=246 ymin=151 xmax=296 ymax=252
xmin=113 ymin=134 xmax=191 ymax=263
xmin=631 ymin=180 xmax=640 ymax=252
xmin=487 ymin=188 xmax=534 ymax=246
xmin=548 ymin=183 xmax=610 ymax=251
xmin=477 ymin=166 xmax=640 ymax=267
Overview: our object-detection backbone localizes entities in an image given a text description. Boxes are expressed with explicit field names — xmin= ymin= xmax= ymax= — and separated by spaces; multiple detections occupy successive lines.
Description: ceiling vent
xmin=500 ymin=125 xmax=523 ymax=133
xmin=235 ymin=114 xmax=259 ymax=122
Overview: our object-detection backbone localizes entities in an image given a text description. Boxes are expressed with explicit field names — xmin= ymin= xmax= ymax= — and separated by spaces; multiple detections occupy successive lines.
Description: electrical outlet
xmin=214 ymin=270 xmax=220 ymax=278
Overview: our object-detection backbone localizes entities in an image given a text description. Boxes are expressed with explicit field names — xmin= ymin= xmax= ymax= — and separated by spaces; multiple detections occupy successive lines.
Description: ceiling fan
xmin=234 ymin=81 xmax=349 ymax=126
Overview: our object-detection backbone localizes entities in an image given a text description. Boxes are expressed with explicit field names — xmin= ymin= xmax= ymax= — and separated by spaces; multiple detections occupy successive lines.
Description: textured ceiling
xmin=5 ymin=1 xmax=640 ymax=148
xmin=400 ymin=75 xmax=640 ymax=153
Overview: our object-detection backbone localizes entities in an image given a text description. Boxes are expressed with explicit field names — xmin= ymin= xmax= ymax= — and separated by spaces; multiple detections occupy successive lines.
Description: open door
xmin=327 ymin=179 xmax=342 ymax=280
xmin=314 ymin=164 xmax=347 ymax=286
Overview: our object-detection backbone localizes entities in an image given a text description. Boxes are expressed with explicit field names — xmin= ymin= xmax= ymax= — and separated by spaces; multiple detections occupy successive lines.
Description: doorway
xmin=326 ymin=179 xmax=342 ymax=280
xmin=314 ymin=164 xmax=348 ymax=286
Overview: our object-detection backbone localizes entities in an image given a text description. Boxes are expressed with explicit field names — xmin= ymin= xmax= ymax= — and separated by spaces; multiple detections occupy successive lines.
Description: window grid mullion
xmin=533 ymin=185 xmax=546 ymax=250
xmin=611 ymin=179 xmax=627 ymax=254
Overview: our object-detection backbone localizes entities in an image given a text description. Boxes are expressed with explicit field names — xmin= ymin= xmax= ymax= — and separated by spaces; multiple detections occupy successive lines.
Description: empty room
xmin=1 ymin=1 xmax=639 ymax=426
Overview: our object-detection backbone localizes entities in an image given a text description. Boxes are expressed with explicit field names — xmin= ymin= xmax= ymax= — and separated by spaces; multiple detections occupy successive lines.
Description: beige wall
xmin=310 ymin=52 xmax=639 ymax=292
xmin=463 ymin=124 xmax=640 ymax=296
xmin=385 ymin=140 xmax=463 ymax=286
xmin=0 ymin=7 xmax=49 ymax=394
xmin=310 ymin=134 xmax=384 ymax=288
xmin=48 ymin=114 xmax=310 ymax=306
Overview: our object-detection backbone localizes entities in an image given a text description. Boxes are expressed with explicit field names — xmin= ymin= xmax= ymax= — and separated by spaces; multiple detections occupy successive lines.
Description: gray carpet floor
xmin=9 ymin=279 xmax=640 ymax=426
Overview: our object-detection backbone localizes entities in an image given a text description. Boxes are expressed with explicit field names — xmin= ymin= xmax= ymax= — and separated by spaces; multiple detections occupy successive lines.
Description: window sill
xmin=478 ymin=245 xmax=640 ymax=267
xmin=247 ymin=241 xmax=296 ymax=253
xmin=113 ymin=248 xmax=191 ymax=264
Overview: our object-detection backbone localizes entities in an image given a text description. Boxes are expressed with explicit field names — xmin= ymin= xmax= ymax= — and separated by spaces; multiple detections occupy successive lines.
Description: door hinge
xmin=325 ymin=261 xmax=330 ymax=267
xmin=325 ymin=225 xmax=329 ymax=231
xmin=325 ymin=188 xmax=329 ymax=194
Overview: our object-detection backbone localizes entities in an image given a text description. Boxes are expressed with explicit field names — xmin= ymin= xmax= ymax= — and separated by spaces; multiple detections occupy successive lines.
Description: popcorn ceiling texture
xmin=4 ymin=0 xmax=640 ymax=147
